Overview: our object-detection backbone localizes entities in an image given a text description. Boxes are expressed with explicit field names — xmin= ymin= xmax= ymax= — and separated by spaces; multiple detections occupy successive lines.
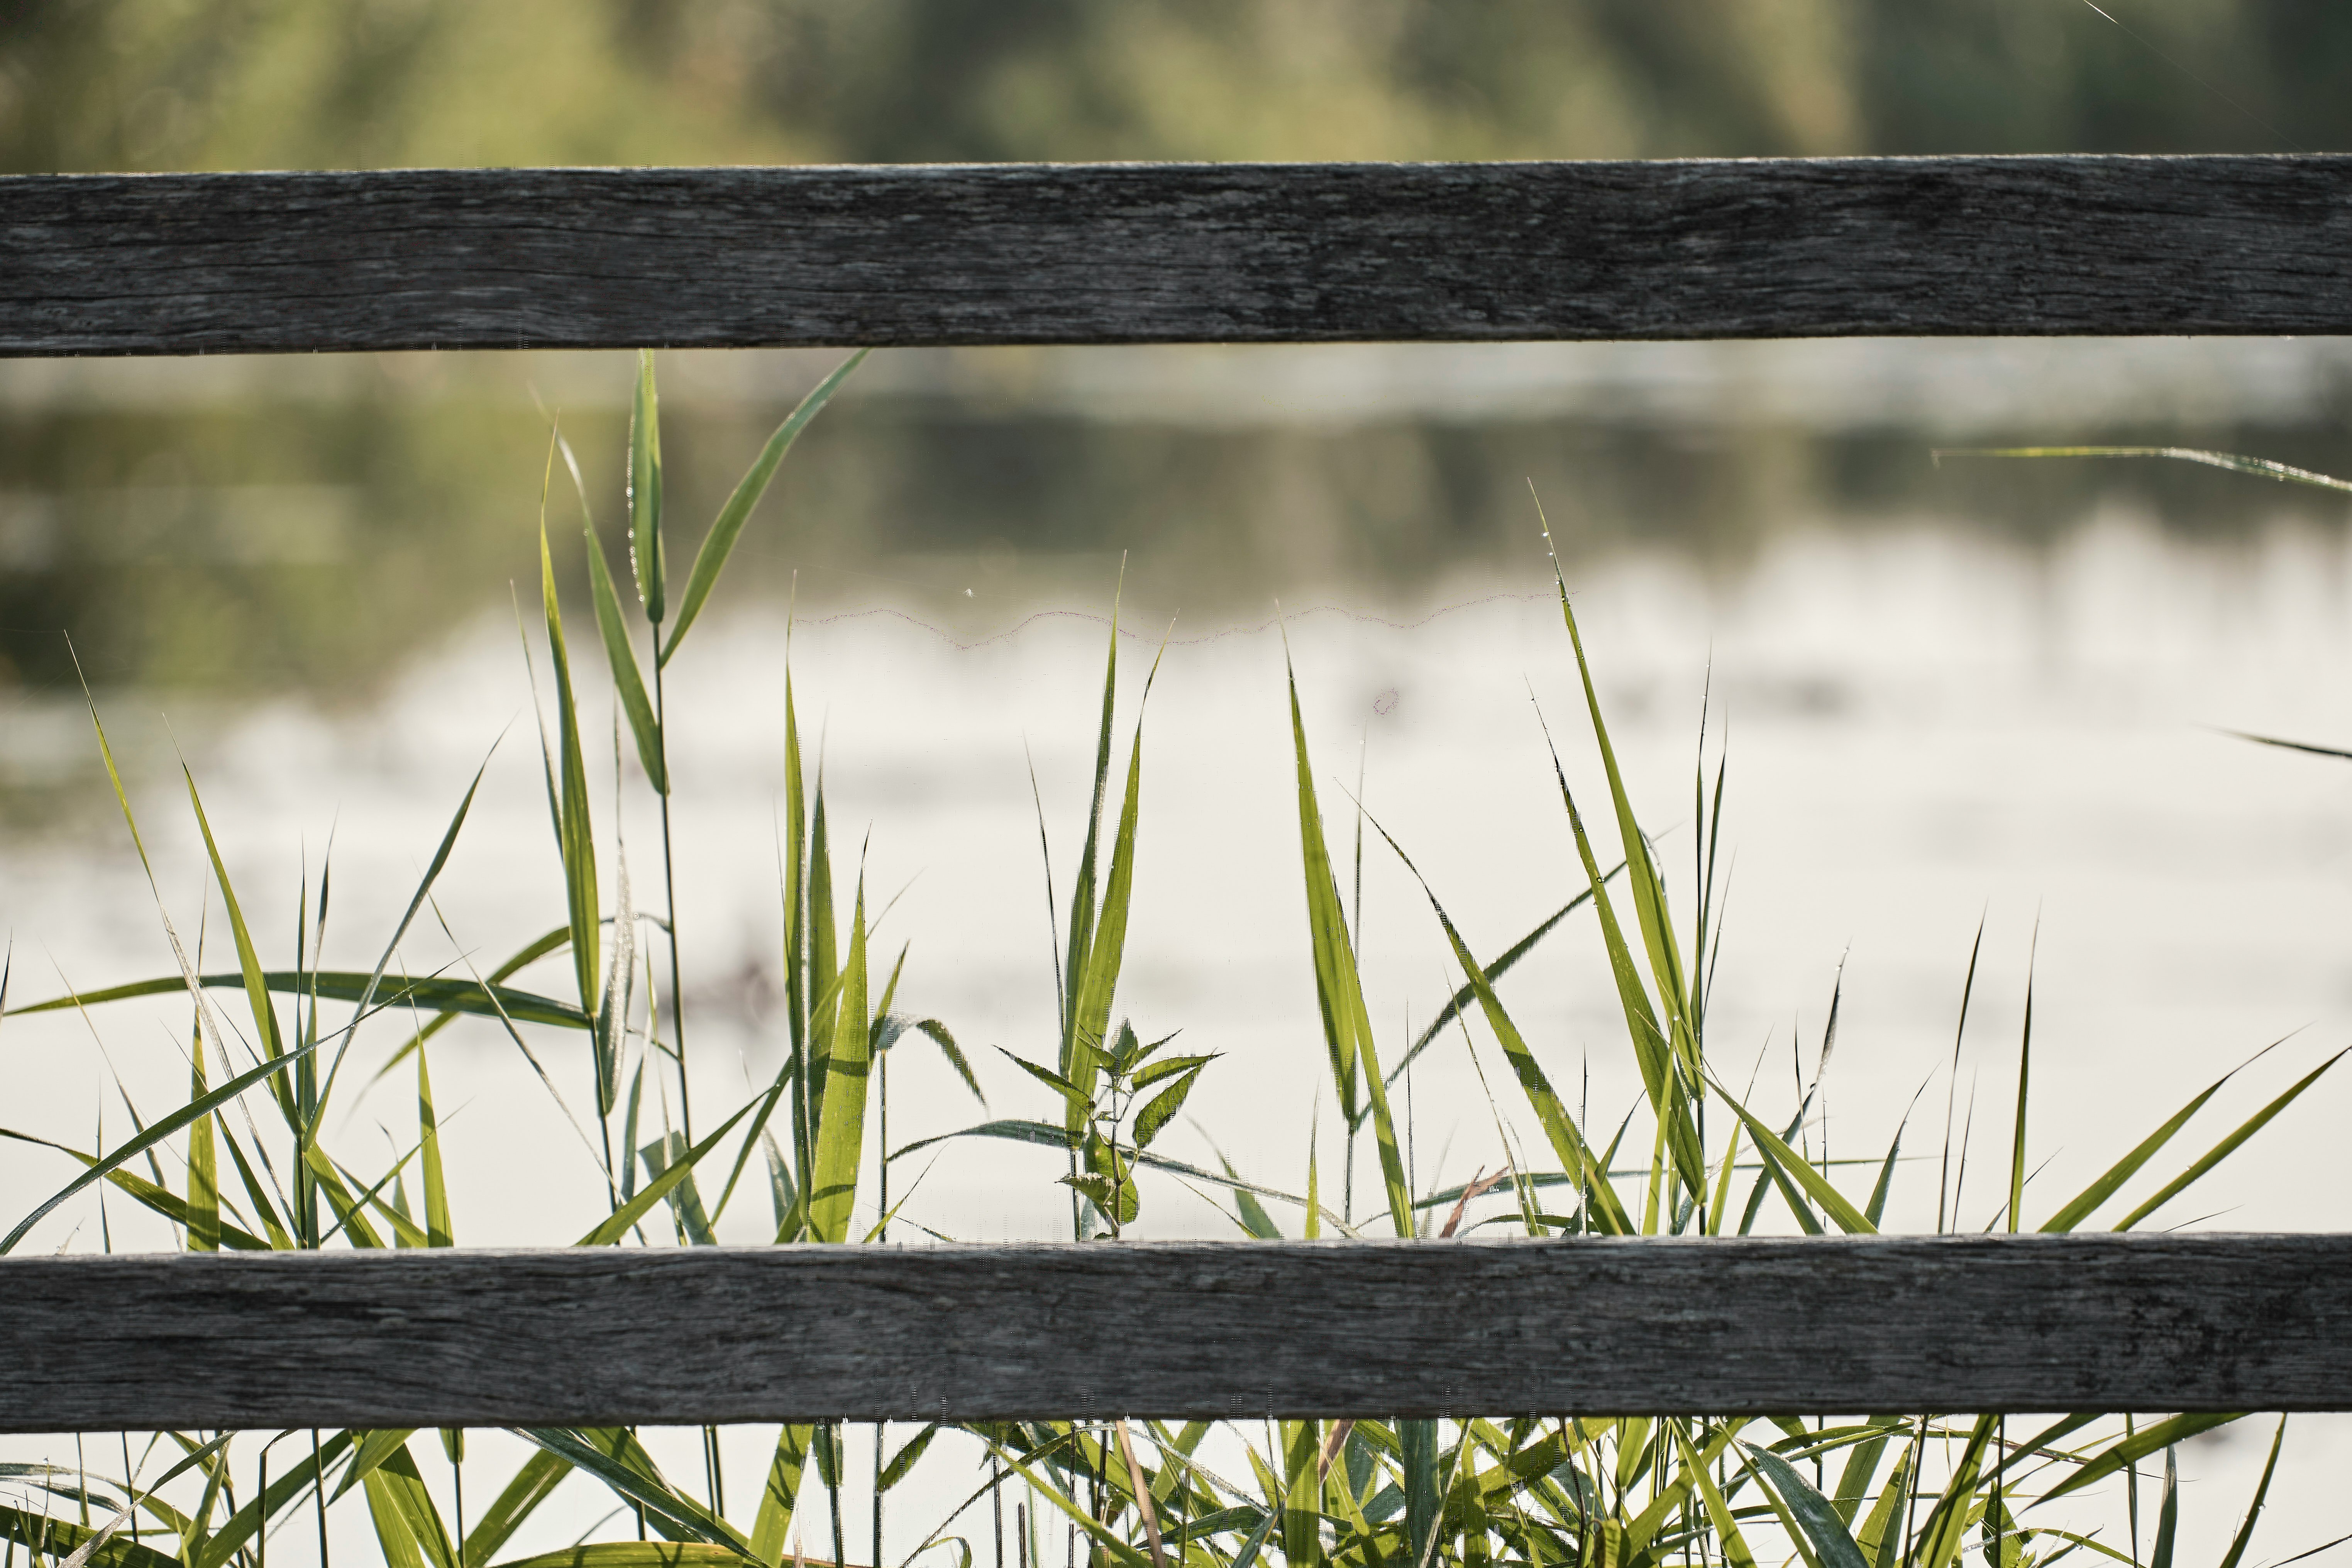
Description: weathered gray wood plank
xmin=4 ymin=1235 xmax=2345 ymax=1432
xmin=4 ymin=156 xmax=2352 ymax=356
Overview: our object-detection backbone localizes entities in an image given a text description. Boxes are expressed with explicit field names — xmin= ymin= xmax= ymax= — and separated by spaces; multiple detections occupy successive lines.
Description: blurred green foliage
xmin=4 ymin=0 xmax=2351 ymax=175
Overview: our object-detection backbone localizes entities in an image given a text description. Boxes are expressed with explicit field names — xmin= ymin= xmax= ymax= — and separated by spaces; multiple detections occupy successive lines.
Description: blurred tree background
xmin=3 ymin=0 xmax=2349 ymax=174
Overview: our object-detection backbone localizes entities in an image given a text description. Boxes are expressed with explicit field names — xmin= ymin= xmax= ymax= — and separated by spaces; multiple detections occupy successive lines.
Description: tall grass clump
xmin=2 ymin=367 xmax=2342 ymax=1568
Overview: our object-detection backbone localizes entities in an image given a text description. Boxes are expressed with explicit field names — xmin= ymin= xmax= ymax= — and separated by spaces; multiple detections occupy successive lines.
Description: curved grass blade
xmin=557 ymin=428 xmax=665 ymax=795
xmin=575 ymin=1093 xmax=760 ymax=1247
xmin=1706 ymin=1072 xmax=1877 ymax=1234
xmin=541 ymin=509 xmax=601 ymax=1026
xmin=461 ymin=1451 xmax=572 ymax=1568
xmin=0 ymin=1505 xmax=183 ymax=1568
xmin=1742 ymin=1444 xmax=1868 ymax=1568
xmin=3 ymin=1008 xmax=368 ymax=1252
xmin=1282 ymin=639 xmax=1411 ymax=1235
xmin=2037 ymin=1413 xmax=2241 ymax=1504
xmin=1382 ymin=868 xmax=1626 ymax=1087
xmin=1067 ymin=653 xmax=1159 ymax=1134
xmin=664 ymin=350 xmax=868 ymax=665
xmin=1677 ymin=1429 xmax=1758 ymax=1568
xmin=2225 ymin=730 xmax=2352 ymax=762
xmin=514 ymin=1432 xmax=747 ymax=1554
xmin=808 ymin=878 xmax=872 ymax=1244
xmin=366 ymin=1446 xmax=459 ymax=1568
xmin=370 ymin=926 xmax=575 ymax=1091
xmin=1060 ymin=590 xmax=1121 ymax=1108
xmin=2038 ymin=1059 xmax=2249 ymax=1232
xmin=1540 ymin=723 xmax=1703 ymax=1202
xmin=186 ymin=1017 xmax=219 ymax=1252
xmin=889 ymin=1118 xmax=1346 ymax=1220
xmin=14 ymin=971 xmax=585 ymax=1030
xmin=2217 ymin=1417 xmax=2288 ymax=1568
xmin=0 ymin=1128 xmax=270 ymax=1248
xmin=191 ymin=1430 xmax=359 ymax=1568
xmin=2114 ymin=1049 xmax=2346 ymax=1231
xmin=494 ymin=1548 xmax=752 ymax=1568
xmin=1930 ymin=446 xmax=2352 ymax=494
xmin=748 ymin=1424 xmax=811 ymax=1566
xmin=630 ymin=349 xmax=666 ymax=624
xmin=1363 ymin=808 xmax=1633 ymax=1234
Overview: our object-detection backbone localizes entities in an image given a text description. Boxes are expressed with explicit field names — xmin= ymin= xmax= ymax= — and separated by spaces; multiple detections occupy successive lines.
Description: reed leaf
xmin=2037 ymin=1414 xmax=2241 ymax=1503
xmin=808 ymin=877 xmax=872 ymax=1244
xmin=541 ymin=512 xmax=602 ymax=1026
xmin=1365 ymin=809 xmax=1634 ymax=1235
xmin=462 ymin=1452 xmax=573 ymax=1568
xmin=664 ymin=351 xmax=867 ymax=665
xmin=1931 ymin=446 xmax=2352 ymax=494
xmin=561 ymin=429 xmax=665 ymax=795
xmin=495 ymin=1549 xmax=752 ymax=1568
xmin=1741 ymin=1444 xmax=1868 ymax=1568
xmin=2114 ymin=1050 xmax=2345 ymax=1231
xmin=11 ymin=970 xmax=584 ymax=1031
xmin=630 ymin=349 xmax=666 ymax=623
xmin=1282 ymin=645 xmax=1412 ymax=1235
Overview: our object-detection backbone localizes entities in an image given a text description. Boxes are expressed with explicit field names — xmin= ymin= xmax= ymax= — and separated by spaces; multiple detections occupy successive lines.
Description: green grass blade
xmin=1742 ymin=1444 xmax=1868 ymax=1568
xmin=1678 ymin=1429 xmax=1758 ymax=1568
xmin=1705 ymin=1074 xmax=1876 ymax=1234
xmin=1930 ymin=446 xmax=2352 ymax=494
xmin=575 ymin=1093 xmax=759 ymax=1246
xmin=2152 ymin=1446 xmax=2179 ymax=1568
xmin=491 ymin=1548 xmax=754 ymax=1568
xmin=191 ymin=1431 xmax=358 ymax=1568
xmin=748 ymin=1424 xmax=811 ymax=1566
xmin=513 ymin=1431 xmax=748 ymax=1554
xmin=2115 ymin=1050 xmax=2345 ymax=1230
xmin=542 ymin=511 xmax=602 ymax=1025
xmin=1382 ymin=867 xmax=1626 ymax=1087
xmin=0 ymin=1505 xmax=185 ymax=1568
xmin=808 ymin=877 xmax=872 ymax=1244
xmin=1061 ymin=591 xmax=1121 ymax=1089
xmin=630 ymin=349 xmax=666 ymax=623
xmin=186 ymin=1017 xmax=219 ymax=1252
xmin=1067 ymin=650 xmax=1162 ymax=1151
xmin=1366 ymin=809 xmax=1634 ymax=1234
xmin=419 ymin=1040 xmax=452 ymax=1247
xmin=183 ymin=765 xmax=287 ymax=1069
xmin=12 ymin=970 xmax=584 ymax=1030
xmin=2225 ymin=729 xmax=2352 ymax=762
xmin=0 ymin=1128 xmax=270 ymax=1248
xmin=1545 ymin=520 xmax=1696 ymax=1074
xmin=2039 ymin=1070 xmax=2234 ymax=1233
xmin=368 ymin=925 xmax=576 ymax=1087
xmin=2039 ymin=1414 xmax=2240 ymax=1504
xmin=461 ymin=1451 xmax=572 ymax=1568
xmin=663 ymin=350 xmax=867 ymax=665
xmin=1864 ymin=1121 xmax=1903 ymax=1230
xmin=2008 ymin=957 xmax=2034 ymax=1231
xmin=2 ymin=1010 xmax=368 ymax=1252
xmin=1280 ymin=644 xmax=1419 ymax=1237
xmin=1284 ymin=647 xmax=1360 ymax=1131
xmin=2217 ymin=1417 xmax=2287 ymax=1568
xmin=1540 ymin=726 xmax=1704 ymax=1202
xmin=561 ymin=430 xmax=666 ymax=795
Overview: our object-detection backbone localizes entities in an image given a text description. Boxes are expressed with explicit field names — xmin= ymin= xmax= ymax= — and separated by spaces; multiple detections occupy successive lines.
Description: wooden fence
xmin=3 ymin=154 xmax=2348 ymax=1432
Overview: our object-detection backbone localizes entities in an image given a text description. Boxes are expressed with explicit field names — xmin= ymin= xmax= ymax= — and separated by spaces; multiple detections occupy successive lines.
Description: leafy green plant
xmin=3 ymin=391 xmax=2339 ymax=1568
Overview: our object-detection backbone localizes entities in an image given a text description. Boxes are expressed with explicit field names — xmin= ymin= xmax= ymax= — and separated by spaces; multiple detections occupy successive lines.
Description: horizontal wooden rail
xmin=5 ymin=156 xmax=2352 ymax=356
xmin=5 ymin=1235 xmax=2346 ymax=1432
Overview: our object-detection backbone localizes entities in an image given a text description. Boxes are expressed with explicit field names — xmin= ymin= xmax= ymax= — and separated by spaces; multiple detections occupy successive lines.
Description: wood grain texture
xmin=5 ymin=156 xmax=2352 ymax=356
xmin=5 ymin=1235 xmax=2347 ymax=1432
